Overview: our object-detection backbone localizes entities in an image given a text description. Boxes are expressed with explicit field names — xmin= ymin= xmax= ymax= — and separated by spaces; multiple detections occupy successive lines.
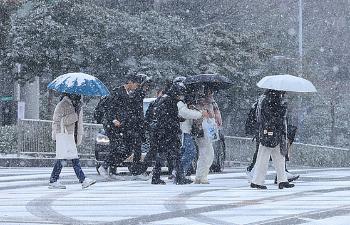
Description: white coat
xmin=51 ymin=96 xmax=84 ymax=159
xmin=177 ymin=101 xmax=202 ymax=134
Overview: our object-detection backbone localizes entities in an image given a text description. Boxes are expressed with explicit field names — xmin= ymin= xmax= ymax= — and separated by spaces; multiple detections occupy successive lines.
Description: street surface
xmin=0 ymin=166 xmax=350 ymax=225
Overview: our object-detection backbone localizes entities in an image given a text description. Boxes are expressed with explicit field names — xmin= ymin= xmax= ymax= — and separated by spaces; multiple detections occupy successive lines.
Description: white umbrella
xmin=257 ymin=74 xmax=317 ymax=93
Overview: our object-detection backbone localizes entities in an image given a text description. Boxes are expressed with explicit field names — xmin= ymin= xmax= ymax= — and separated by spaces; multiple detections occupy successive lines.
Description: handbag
xmin=55 ymin=119 xmax=79 ymax=159
xmin=191 ymin=119 xmax=204 ymax=138
xmin=202 ymin=118 xmax=220 ymax=142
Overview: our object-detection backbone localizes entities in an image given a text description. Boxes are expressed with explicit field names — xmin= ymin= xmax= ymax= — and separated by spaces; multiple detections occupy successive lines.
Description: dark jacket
xmin=258 ymin=92 xmax=287 ymax=148
xmin=153 ymin=94 xmax=182 ymax=136
xmin=103 ymin=86 xmax=145 ymax=140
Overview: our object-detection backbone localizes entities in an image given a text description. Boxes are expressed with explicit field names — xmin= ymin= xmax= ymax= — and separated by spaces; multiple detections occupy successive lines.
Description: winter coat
xmin=192 ymin=96 xmax=217 ymax=137
xmin=177 ymin=101 xmax=202 ymax=134
xmin=147 ymin=94 xmax=183 ymax=154
xmin=258 ymin=93 xmax=287 ymax=149
xmin=51 ymin=96 xmax=83 ymax=146
xmin=103 ymin=86 xmax=145 ymax=141
xmin=153 ymin=94 xmax=182 ymax=135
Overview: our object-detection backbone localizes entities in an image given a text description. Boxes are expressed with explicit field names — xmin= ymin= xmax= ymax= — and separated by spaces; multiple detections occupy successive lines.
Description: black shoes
xmin=274 ymin=174 xmax=300 ymax=184
xmin=250 ymin=183 xmax=267 ymax=189
xmin=288 ymin=175 xmax=300 ymax=183
xmin=175 ymin=178 xmax=193 ymax=185
xmin=151 ymin=179 xmax=166 ymax=185
xmin=278 ymin=182 xmax=295 ymax=189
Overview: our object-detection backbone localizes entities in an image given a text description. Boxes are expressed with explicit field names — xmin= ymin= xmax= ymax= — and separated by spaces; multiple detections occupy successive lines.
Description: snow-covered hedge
xmin=0 ymin=125 xmax=17 ymax=154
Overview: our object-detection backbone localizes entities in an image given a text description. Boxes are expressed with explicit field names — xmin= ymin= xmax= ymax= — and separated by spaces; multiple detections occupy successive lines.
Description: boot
xmin=174 ymin=171 xmax=193 ymax=185
xmin=250 ymin=183 xmax=267 ymax=189
xmin=274 ymin=173 xmax=300 ymax=184
xmin=278 ymin=182 xmax=295 ymax=189
xmin=286 ymin=172 xmax=300 ymax=182
xmin=151 ymin=178 xmax=166 ymax=185
xmin=175 ymin=177 xmax=193 ymax=185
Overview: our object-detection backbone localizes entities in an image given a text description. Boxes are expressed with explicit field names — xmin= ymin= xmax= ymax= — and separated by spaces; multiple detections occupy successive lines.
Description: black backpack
xmin=144 ymin=96 xmax=166 ymax=131
xmin=245 ymin=102 xmax=258 ymax=136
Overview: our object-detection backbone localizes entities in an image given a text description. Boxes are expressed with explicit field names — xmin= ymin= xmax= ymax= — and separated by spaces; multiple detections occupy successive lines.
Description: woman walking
xmin=194 ymin=88 xmax=222 ymax=184
xmin=250 ymin=90 xmax=294 ymax=190
xmin=49 ymin=93 xmax=96 ymax=189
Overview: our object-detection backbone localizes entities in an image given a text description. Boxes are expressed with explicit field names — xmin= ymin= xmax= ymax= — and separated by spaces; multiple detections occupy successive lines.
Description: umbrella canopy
xmin=48 ymin=73 xmax=110 ymax=96
xmin=257 ymin=74 xmax=317 ymax=93
xmin=184 ymin=74 xmax=233 ymax=91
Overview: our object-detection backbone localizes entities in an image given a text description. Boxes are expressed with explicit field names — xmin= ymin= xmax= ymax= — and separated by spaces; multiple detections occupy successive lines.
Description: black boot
xmin=288 ymin=175 xmax=300 ymax=183
xmin=174 ymin=171 xmax=193 ymax=185
xmin=151 ymin=178 xmax=166 ymax=185
xmin=250 ymin=183 xmax=267 ymax=189
xmin=176 ymin=177 xmax=193 ymax=185
xmin=275 ymin=175 xmax=300 ymax=184
xmin=278 ymin=182 xmax=294 ymax=189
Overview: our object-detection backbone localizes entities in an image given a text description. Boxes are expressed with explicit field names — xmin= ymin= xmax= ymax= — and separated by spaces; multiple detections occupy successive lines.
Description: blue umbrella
xmin=47 ymin=72 xmax=110 ymax=96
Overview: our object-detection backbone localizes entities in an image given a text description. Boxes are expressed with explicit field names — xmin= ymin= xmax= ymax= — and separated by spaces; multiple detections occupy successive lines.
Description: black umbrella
xmin=184 ymin=74 xmax=233 ymax=91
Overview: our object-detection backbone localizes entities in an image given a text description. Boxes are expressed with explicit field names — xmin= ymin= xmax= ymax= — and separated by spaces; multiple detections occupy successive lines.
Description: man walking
xmin=97 ymin=74 xmax=148 ymax=179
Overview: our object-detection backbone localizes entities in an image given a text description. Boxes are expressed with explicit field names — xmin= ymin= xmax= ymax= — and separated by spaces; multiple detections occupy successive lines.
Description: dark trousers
xmin=104 ymin=137 xmax=132 ymax=169
xmin=49 ymin=159 xmax=85 ymax=183
xmin=148 ymin=133 xmax=183 ymax=182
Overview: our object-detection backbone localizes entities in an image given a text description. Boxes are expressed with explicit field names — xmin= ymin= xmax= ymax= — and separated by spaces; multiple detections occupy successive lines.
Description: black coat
xmin=258 ymin=94 xmax=287 ymax=148
xmin=150 ymin=94 xmax=182 ymax=153
xmin=103 ymin=86 xmax=145 ymax=141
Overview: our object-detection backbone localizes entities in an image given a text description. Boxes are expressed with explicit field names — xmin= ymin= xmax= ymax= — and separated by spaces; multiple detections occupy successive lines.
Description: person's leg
xmin=180 ymin=133 xmax=197 ymax=174
xmin=132 ymin=141 xmax=142 ymax=163
xmin=270 ymin=146 xmax=288 ymax=183
xmin=251 ymin=144 xmax=272 ymax=186
xmin=151 ymin=153 xmax=164 ymax=184
xmin=49 ymin=159 xmax=64 ymax=183
xmin=166 ymin=153 xmax=174 ymax=177
xmin=195 ymin=138 xmax=214 ymax=183
xmin=72 ymin=159 xmax=86 ymax=183
xmin=247 ymin=140 xmax=260 ymax=172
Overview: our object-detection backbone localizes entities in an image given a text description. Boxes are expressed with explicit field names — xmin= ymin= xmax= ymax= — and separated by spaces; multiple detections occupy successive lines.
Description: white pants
xmin=195 ymin=138 xmax=214 ymax=182
xmin=252 ymin=144 xmax=287 ymax=185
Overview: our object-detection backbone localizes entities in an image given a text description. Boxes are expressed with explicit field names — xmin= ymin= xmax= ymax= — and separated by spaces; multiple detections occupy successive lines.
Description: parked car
xmin=94 ymin=97 xmax=226 ymax=174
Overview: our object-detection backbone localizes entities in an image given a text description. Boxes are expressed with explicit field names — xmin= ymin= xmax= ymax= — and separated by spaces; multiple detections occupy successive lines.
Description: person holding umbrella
xmin=191 ymin=87 xmax=222 ymax=184
xmin=250 ymin=89 xmax=294 ymax=189
xmin=49 ymin=93 xmax=96 ymax=189
xmin=250 ymin=74 xmax=316 ymax=189
xmin=47 ymin=72 xmax=110 ymax=189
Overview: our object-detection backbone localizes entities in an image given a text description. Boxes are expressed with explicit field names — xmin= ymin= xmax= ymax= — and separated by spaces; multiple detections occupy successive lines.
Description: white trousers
xmin=252 ymin=144 xmax=287 ymax=185
xmin=195 ymin=138 xmax=214 ymax=181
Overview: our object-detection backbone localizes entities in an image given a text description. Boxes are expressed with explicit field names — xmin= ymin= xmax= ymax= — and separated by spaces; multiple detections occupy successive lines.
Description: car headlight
xmin=96 ymin=134 xmax=110 ymax=145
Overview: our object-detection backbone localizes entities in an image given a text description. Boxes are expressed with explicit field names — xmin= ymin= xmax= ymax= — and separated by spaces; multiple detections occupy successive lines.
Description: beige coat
xmin=51 ymin=96 xmax=84 ymax=145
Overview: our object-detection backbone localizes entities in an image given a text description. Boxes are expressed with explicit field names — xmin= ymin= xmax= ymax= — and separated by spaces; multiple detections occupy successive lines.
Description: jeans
xmin=180 ymin=133 xmax=196 ymax=174
xmin=49 ymin=159 xmax=85 ymax=183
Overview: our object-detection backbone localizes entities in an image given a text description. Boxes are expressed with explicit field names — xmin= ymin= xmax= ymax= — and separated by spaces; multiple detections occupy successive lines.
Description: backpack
xmin=245 ymin=102 xmax=258 ymax=136
xmin=94 ymin=97 xmax=108 ymax=124
xmin=144 ymin=96 xmax=165 ymax=131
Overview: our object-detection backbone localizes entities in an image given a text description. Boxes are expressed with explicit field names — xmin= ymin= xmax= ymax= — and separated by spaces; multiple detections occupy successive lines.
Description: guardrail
xmin=16 ymin=119 xmax=350 ymax=167
xmin=17 ymin=119 xmax=102 ymax=158
xmin=224 ymin=136 xmax=350 ymax=167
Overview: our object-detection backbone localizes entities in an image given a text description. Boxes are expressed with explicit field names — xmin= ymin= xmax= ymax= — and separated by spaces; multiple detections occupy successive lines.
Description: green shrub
xmin=0 ymin=125 xmax=18 ymax=154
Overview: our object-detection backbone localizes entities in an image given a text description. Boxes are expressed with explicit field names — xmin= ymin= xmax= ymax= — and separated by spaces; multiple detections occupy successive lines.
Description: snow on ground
xmin=0 ymin=166 xmax=350 ymax=225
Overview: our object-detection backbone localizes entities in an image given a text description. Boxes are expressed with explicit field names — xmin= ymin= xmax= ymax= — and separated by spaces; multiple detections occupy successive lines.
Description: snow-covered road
xmin=0 ymin=167 xmax=350 ymax=225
